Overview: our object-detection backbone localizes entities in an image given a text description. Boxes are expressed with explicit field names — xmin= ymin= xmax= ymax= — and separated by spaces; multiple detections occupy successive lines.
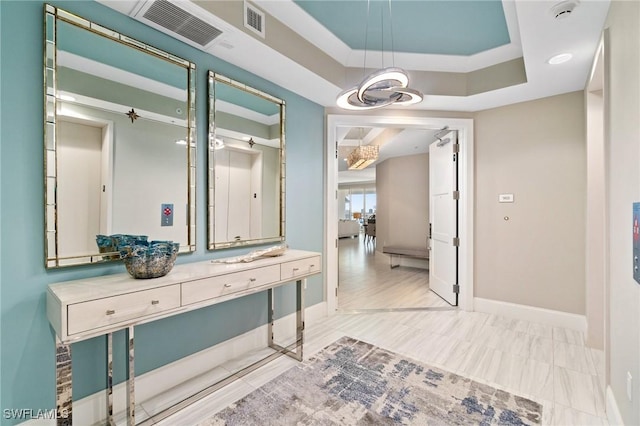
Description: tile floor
xmin=151 ymin=235 xmax=608 ymax=425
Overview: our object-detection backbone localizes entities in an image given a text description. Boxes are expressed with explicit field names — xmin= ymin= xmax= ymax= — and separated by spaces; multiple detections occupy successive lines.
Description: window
xmin=338 ymin=186 xmax=376 ymax=224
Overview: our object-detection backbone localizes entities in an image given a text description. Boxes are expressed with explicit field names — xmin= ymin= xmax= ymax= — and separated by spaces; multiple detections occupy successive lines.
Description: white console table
xmin=46 ymin=249 xmax=321 ymax=426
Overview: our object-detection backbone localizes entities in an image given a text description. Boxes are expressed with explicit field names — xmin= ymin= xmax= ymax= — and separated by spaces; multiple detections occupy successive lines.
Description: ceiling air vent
xmin=142 ymin=0 xmax=223 ymax=47
xmin=244 ymin=1 xmax=266 ymax=38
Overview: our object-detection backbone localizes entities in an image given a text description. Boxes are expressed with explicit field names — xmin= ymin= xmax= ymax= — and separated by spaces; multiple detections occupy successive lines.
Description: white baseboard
xmin=474 ymin=297 xmax=587 ymax=333
xmin=21 ymin=302 xmax=327 ymax=426
xmin=606 ymin=385 xmax=624 ymax=425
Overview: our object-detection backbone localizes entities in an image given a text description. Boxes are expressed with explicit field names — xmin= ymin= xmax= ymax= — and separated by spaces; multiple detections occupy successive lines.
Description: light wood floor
xmin=337 ymin=235 xmax=447 ymax=310
xmin=152 ymin=235 xmax=609 ymax=425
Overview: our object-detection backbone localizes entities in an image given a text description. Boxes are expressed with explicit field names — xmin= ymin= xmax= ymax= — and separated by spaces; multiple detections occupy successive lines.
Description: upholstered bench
xmin=382 ymin=246 xmax=429 ymax=269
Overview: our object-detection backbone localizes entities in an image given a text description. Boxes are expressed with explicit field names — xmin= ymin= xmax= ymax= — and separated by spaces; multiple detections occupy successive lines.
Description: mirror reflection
xmin=208 ymin=72 xmax=285 ymax=249
xmin=44 ymin=5 xmax=196 ymax=268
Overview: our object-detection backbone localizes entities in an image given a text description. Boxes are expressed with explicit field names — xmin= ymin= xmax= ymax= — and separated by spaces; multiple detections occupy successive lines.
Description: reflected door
xmin=214 ymin=148 xmax=263 ymax=242
xmin=429 ymin=132 xmax=459 ymax=306
xmin=227 ymin=151 xmax=252 ymax=241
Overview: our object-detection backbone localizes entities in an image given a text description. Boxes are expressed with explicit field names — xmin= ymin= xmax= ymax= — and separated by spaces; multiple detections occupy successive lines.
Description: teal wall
xmin=0 ymin=1 xmax=325 ymax=423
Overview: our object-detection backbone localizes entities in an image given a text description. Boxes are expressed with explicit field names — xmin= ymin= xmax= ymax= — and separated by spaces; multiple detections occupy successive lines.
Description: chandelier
xmin=347 ymin=145 xmax=379 ymax=170
xmin=336 ymin=1 xmax=423 ymax=110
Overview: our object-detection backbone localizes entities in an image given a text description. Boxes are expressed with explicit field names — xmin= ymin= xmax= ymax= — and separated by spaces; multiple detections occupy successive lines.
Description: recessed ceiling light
xmin=548 ymin=53 xmax=573 ymax=65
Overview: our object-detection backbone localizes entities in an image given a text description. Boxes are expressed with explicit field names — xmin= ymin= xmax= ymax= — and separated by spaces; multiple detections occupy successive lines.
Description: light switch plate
xmin=499 ymin=193 xmax=514 ymax=203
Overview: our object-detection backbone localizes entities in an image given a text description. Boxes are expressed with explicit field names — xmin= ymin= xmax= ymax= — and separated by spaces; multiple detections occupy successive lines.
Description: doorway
xmin=337 ymin=236 xmax=450 ymax=310
xmin=325 ymin=115 xmax=474 ymax=313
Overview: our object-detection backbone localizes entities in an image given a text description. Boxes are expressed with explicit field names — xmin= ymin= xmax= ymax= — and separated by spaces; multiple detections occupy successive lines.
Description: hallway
xmin=338 ymin=235 xmax=448 ymax=310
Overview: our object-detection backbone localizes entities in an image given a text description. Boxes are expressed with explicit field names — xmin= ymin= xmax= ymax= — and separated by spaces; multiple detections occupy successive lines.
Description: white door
xmin=429 ymin=132 xmax=458 ymax=305
xmin=57 ymin=120 xmax=103 ymax=257
xmin=227 ymin=150 xmax=252 ymax=241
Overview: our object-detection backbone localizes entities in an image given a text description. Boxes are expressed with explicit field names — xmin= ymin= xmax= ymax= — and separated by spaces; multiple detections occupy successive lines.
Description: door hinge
xmin=453 ymin=190 xmax=460 ymax=200
xmin=335 ymin=141 xmax=338 ymax=159
xmin=453 ymin=284 xmax=460 ymax=293
xmin=335 ymin=287 xmax=338 ymax=297
xmin=453 ymin=143 xmax=460 ymax=153
xmin=335 ymin=238 xmax=338 ymax=248
xmin=453 ymin=237 xmax=460 ymax=247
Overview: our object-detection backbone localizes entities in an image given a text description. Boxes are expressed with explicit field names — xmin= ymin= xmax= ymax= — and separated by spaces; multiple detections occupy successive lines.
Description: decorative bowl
xmin=118 ymin=240 xmax=179 ymax=279
xmin=96 ymin=234 xmax=148 ymax=260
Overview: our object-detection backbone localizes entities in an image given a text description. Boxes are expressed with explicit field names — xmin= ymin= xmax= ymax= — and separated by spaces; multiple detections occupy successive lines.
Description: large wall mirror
xmin=208 ymin=72 xmax=285 ymax=249
xmin=44 ymin=5 xmax=196 ymax=268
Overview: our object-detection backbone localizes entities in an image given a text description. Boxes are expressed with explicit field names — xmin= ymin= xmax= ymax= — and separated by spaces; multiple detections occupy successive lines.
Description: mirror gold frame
xmin=44 ymin=5 xmax=197 ymax=268
xmin=207 ymin=72 xmax=285 ymax=250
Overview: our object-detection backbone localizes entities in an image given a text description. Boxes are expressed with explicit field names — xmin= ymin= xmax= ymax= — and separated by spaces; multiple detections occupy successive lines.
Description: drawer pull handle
xmin=106 ymin=309 xmax=115 ymax=316
xmin=293 ymin=268 xmax=300 ymax=272
xmin=310 ymin=264 xmax=315 ymax=268
xmin=151 ymin=300 xmax=160 ymax=305
xmin=249 ymin=278 xmax=256 ymax=282
xmin=224 ymin=284 xmax=232 ymax=288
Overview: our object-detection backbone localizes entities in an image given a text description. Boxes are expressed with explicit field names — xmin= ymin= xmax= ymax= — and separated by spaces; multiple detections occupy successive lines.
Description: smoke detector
xmin=550 ymin=0 xmax=580 ymax=19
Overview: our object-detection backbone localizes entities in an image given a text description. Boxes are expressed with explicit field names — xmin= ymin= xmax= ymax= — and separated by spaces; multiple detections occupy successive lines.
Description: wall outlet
xmin=627 ymin=371 xmax=633 ymax=401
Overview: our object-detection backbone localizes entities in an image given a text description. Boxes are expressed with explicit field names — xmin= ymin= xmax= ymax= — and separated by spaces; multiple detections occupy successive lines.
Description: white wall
xmin=376 ymin=154 xmax=429 ymax=251
xmin=474 ymin=92 xmax=586 ymax=314
xmin=604 ymin=1 xmax=640 ymax=423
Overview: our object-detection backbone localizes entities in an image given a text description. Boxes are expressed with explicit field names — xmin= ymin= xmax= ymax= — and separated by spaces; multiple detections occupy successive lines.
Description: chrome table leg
xmin=267 ymin=279 xmax=305 ymax=361
xmin=107 ymin=333 xmax=115 ymax=426
xmin=126 ymin=326 xmax=135 ymax=426
xmin=55 ymin=337 xmax=72 ymax=426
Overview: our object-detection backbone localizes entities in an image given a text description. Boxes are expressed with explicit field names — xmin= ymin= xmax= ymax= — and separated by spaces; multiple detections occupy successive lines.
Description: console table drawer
xmin=67 ymin=285 xmax=180 ymax=336
xmin=182 ymin=264 xmax=281 ymax=306
xmin=281 ymin=256 xmax=321 ymax=280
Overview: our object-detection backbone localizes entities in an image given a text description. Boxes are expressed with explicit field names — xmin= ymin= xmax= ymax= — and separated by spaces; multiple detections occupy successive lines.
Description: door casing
xmin=325 ymin=115 xmax=474 ymax=313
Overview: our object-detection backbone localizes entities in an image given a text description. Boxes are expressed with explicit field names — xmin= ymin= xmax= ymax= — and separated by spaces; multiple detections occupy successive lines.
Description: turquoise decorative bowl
xmin=118 ymin=240 xmax=180 ymax=279
xmin=96 ymin=234 xmax=148 ymax=260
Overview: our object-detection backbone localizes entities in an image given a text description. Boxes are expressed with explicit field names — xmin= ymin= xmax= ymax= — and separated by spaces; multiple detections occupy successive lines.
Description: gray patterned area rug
xmin=204 ymin=336 xmax=543 ymax=425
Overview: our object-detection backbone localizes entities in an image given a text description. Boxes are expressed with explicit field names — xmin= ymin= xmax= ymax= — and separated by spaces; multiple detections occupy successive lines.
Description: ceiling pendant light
xmin=336 ymin=0 xmax=423 ymax=110
xmin=347 ymin=128 xmax=379 ymax=170
xmin=347 ymin=145 xmax=379 ymax=169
